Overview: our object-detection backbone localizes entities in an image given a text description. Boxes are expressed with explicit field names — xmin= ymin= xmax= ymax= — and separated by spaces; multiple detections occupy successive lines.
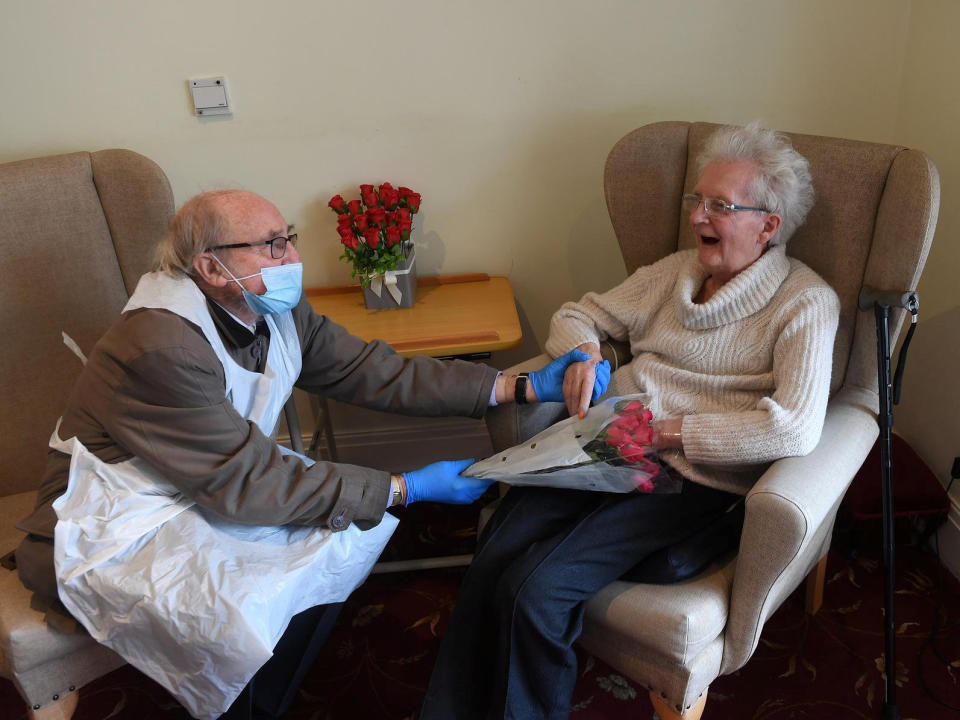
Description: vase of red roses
xmin=328 ymin=183 xmax=421 ymax=309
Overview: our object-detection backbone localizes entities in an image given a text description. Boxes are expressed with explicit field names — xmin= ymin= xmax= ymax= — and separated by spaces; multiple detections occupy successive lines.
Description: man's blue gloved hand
xmin=529 ymin=349 xmax=612 ymax=403
xmin=403 ymin=459 xmax=494 ymax=505
xmin=529 ymin=349 xmax=591 ymax=402
xmin=592 ymin=357 xmax=612 ymax=402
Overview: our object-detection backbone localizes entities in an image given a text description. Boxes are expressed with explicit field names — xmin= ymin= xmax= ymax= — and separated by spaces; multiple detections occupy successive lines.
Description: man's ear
xmin=193 ymin=252 xmax=230 ymax=287
xmin=758 ymin=212 xmax=783 ymax=246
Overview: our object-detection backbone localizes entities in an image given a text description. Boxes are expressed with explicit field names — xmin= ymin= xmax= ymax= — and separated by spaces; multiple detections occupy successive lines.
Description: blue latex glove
xmin=528 ymin=349 xmax=591 ymax=402
xmin=529 ymin=349 xmax=612 ymax=403
xmin=592 ymin=357 xmax=612 ymax=401
xmin=402 ymin=459 xmax=494 ymax=505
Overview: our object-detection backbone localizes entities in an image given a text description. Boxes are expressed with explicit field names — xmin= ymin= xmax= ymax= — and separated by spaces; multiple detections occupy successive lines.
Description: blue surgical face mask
xmin=211 ymin=254 xmax=303 ymax=315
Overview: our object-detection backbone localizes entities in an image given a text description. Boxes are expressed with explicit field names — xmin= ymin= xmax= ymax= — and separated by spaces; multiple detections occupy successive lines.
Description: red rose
xmin=385 ymin=211 xmax=398 ymax=226
xmin=337 ymin=213 xmax=353 ymax=228
xmin=367 ymin=207 xmax=386 ymax=226
xmin=362 ymin=191 xmax=378 ymax=208
xmin=347 ymin=199 xmax=363 ymax=216
xmin=605 ymin=426 xmax=629 ymax=448
xmin=398 ymin=186 xmax=413 ymax=199
xmin=355 ymin=213 xmax=369 ymax=231
xmin=397 ymin=207 xmax=411 ymax=221
xmin=337 ymin=225 xmax=354 ymax=239
xmin=635 ymin=476 xmax=655 ymax=493
xmin=406 ymin=193 xmax=421 ymax=212
xmin=340 ymin=232 xmax=359 ymax=251
xmin=378 ymin=182 xmax=395 ymax=193
xmin=363 ymin=227 xmax=381 ymax=249
xmin=359 ymin=184 xmax=375 ymax=196
xmin=380 ymin=188 xmax=399 ymax=210
xmin=328 ymin=194 xmax=346 ymax=213
xmin=385 ymin=225 xmax=402 ymax=247
xmin=619 ymin=444 xmax=647 ymax=464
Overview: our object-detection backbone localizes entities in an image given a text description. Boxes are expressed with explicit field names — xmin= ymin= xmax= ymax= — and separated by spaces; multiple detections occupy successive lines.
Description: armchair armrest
xmin=598 ymin=339 xmax=632 ymax=371
xmin=720 ymin=385 xmax=879 ymax=674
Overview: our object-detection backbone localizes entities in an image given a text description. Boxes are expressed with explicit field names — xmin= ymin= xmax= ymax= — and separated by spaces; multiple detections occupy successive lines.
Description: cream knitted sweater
xmin=545 ymin=244 xmax=840 ymax=495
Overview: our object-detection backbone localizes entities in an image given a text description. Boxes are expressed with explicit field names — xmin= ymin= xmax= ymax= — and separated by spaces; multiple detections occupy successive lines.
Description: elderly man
xmin=15 ymin=189 xmax=609 ymax=719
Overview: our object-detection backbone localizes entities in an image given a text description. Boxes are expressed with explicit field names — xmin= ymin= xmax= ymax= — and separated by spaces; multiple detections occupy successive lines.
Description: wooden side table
xmin=299 ymin=273 xmax=522 ymax=460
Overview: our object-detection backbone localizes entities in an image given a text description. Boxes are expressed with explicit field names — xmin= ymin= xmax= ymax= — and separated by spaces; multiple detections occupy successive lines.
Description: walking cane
xmin=858 ymin=286 xmax=920 ymax=720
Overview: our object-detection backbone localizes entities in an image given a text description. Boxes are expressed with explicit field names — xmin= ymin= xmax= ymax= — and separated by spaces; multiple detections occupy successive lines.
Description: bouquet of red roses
xmin=466 ymin=396 xmax=680 ymax=494
xmin=328 ymin=183 xmax=421 ymax=287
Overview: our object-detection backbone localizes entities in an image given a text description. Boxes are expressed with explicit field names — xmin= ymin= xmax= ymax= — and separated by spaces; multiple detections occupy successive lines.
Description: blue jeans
xmin=420 ymin=477 xmax=735 ymax=720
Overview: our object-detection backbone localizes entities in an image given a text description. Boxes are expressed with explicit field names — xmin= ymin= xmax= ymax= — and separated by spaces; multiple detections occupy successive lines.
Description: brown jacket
xmin=16 ymin=291 xmax=497 ymax=604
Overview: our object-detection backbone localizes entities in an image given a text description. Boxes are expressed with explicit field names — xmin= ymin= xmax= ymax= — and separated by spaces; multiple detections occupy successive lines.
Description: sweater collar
xmin=676 ymin=244 xmax=790 ymax=330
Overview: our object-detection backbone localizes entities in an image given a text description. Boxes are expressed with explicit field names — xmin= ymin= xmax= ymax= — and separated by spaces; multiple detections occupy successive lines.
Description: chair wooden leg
xmin=649 ymin=690 xmax=707 ymax=720
xmin=27 ymin=691 xmax=79 ymax=720
xmin=805 ymin=553 xmax=828 ymax=615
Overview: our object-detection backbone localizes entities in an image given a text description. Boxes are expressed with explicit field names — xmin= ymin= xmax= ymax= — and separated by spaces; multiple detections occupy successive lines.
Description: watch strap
xmin=515 ymin=373 xmax=529 ymax=405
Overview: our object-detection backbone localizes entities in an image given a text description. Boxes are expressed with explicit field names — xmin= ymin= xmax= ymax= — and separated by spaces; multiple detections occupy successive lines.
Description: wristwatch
xmin=390 ymin=474 xmax=406 ymax=507
xmin=514 ymin=373 xmax=530 ymax=405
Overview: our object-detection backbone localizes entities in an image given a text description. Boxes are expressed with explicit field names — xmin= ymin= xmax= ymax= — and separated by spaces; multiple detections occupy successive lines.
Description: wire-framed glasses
xmin=682 ymin=194 xmax=769 ymax=217
xmin=211 ymin=234 xmax=298 ymax=259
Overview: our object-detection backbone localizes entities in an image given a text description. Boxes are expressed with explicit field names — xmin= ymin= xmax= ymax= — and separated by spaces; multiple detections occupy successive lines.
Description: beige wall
xmin=4 ymin=2 xmax=956 ymax=542
xmin=892 ymin=0 xmax=960 ymax=573
xmin=1 ymin=0 xmax=910 ymax=345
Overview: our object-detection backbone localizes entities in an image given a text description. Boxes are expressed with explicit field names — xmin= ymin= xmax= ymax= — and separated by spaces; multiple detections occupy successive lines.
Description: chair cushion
xmin=1 ymin=492 xmax=126 ymax=707
xmin=0 ymin=562 xmax=100 ymax=674
xmin=0 ymin=491 xmax=92 ymax=671
xmin=583 ymin=558 xmax=735 ymax=665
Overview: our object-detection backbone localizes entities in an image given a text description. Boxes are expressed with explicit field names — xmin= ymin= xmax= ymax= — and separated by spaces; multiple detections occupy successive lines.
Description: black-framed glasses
xmin=211 ymin=234 xmax=298 ymax=259
xmin=682 ymin=194 xmax=769 ymax=218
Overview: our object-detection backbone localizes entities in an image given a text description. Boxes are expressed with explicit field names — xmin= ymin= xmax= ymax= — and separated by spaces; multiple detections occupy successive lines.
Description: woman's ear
xmin=758 ymin=212 xmax=783 ymax=245
xmin=193 ymin=252 xmax=230 ymax=287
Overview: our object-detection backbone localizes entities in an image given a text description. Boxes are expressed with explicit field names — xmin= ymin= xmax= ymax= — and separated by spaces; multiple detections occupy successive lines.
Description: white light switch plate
xmin=190 ymin=76 xmax=232 ymax=116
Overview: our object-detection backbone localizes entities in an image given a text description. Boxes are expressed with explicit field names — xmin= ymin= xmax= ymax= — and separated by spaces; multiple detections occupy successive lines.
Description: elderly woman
xmin=420 ymin=122 xmax=841 ymax=720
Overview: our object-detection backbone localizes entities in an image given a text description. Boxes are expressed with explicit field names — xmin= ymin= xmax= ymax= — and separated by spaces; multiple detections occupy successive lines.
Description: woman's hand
xmin=652 ymin=418 xmax=683 ymax=450
xmin=561 ymin=343 xmax=611 ymax=418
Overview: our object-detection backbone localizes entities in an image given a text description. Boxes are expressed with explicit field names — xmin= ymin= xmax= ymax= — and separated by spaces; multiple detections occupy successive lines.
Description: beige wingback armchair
xmin=484 ymin=121 xmax=938 ymax=720
xmin=0 ymin=150 xmax=174 ymax=718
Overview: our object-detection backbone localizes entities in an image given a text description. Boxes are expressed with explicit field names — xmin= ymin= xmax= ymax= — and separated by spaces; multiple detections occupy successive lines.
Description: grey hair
xmin=154 ymin=191 xmax=233 ymax=276
xmin=696 ymin=121 xmax=814 ymax=245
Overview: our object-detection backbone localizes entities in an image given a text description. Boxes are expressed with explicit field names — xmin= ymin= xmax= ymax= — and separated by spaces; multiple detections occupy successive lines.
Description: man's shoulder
xmin=99 ymin=307 xmax=213 ymax=364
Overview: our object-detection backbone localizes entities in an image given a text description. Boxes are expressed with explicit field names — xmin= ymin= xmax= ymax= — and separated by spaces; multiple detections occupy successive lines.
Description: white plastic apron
xmin=52 ymin=272 xmax=397 ymax=719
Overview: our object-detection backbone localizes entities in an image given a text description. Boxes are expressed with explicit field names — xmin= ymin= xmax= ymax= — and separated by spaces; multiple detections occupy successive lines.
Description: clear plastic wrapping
xmin=468 ymin=396 xmax=681 ymax=494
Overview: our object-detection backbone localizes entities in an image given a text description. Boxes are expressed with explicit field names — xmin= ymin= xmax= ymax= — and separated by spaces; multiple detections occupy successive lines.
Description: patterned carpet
xmin=3 ymin=502 xmax=959 ymax=720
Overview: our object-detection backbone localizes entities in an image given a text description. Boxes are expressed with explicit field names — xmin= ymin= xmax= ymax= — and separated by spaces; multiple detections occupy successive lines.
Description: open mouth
xmin=700 ymin=235 xmax=720 ymax=246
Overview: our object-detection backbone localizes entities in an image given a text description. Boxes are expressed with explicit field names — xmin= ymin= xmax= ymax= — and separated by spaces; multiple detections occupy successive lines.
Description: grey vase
xmin=362 ymin=246 xmax=417 ymax=309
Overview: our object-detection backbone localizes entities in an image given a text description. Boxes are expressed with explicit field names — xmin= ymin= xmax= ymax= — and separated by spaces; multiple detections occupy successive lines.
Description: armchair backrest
xmin=0 ymin=150 xmax=174 ymax=496
xmin=604 ymin=121 xmax=939 ymax=398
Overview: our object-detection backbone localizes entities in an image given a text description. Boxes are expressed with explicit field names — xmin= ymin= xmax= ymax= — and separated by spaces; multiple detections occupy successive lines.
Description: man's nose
xmin=283 ymin=244 xmax=302 ymax=264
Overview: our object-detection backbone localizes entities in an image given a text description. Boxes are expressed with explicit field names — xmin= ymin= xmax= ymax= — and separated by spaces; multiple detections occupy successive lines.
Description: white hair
xmin=154 ymin=190 xmax=234 ymax=277
xmin=696 ymin=121 xmax=815 ymax=245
